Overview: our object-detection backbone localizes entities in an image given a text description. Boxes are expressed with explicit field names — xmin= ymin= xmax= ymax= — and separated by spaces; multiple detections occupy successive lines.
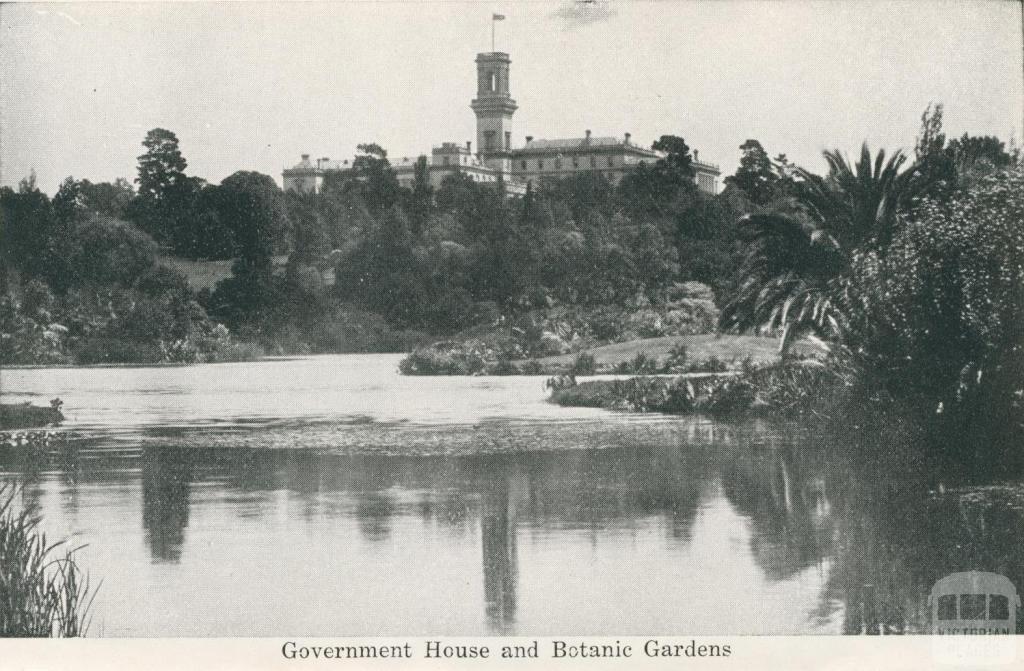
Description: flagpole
xmin=491 ymin=17 xmax=495 ymax=52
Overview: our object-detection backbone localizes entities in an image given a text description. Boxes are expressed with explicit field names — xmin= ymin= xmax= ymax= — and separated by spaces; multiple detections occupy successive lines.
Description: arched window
xmin=489 ymin=71 xmax=497 ymax=92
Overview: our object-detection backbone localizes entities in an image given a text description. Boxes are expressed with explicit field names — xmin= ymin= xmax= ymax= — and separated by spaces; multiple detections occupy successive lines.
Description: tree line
xmin=3 ymin=109 xmax=1021 ymax=455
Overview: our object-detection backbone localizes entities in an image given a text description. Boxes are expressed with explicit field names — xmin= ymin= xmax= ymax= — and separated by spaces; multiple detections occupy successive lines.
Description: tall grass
xmin=1 ymin=484 xmax=97 ymax=637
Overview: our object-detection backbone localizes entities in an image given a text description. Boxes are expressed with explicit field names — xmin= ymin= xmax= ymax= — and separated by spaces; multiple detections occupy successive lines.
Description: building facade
xmin=283 ymin=51 xmax=719 ymax=196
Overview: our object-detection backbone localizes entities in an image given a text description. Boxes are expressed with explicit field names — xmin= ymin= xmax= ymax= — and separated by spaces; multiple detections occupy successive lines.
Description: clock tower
xmin=470 ymin=52 xmax=517 ymax=172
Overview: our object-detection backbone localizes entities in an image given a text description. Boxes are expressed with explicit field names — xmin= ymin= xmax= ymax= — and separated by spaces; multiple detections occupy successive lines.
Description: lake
xmin=1 ymin=354 xmax=1022 ymax=636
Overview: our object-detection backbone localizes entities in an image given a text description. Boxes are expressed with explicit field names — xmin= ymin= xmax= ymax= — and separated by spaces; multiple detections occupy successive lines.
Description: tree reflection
xmin=141 ymin=446 xmax=193 ymax=562
xmin=354 ymin=491 xmax=396 ymax=541
xmin=720 ymin=444 xmax=834 ymax=582
xmin=481 ymin=465 xmax=522 ymax=633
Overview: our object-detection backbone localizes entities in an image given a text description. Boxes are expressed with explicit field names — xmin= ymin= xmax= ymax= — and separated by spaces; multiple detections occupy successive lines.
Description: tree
xmin=63 ymin=217 xmax=159 ymax=288
xmin=724 ymin=140 xmax=778 ymax=206
xmin=630 ymin=221 xmax=680 ymax=301
xmin=130 ymin=128 xmax=199 ymax=249
xmin=408 ymin=155 xmax=434 ymax=236
xmin=351 ymin=143 xmax=401 ymax=213
xmin=334 ymin=206 xmax=426 ymax=325
xmin=52 ymin=176 xmax=89 ymax=228
xmin=216 ymin=171 xmax=290 ymax=262
xmin=435 ymin=171 xmax=504 ymax=241
xmin=651 ymin=135 xmax=696 ymax=180
xmin=617 ymin=135 xmax=697 ymax=217
xmin=947 ymin=133 xmax=1015 ymax=174
xmin=180 ymin=182 xmax=236 ymax=260
xmin=52 ymin=177 xmax=137 ymax=223
xmin=0 ymin=174 xmax=59 ymax=287
xmin=81 ymin=178 xmax=136 ymax=219
xmin=720 ymin=143 xmax=928 ymax=352
xmin=795 ymin=144 xmax=919 ymax=252
xmin=135 ymin=128 xmax=188 ymax=202
xmin=910 ymin=103 xmax=957 ymax=203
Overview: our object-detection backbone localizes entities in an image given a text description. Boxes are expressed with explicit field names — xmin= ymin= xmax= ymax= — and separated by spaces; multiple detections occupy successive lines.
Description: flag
xmin=493 ymin=14 xmax=505 ymax=20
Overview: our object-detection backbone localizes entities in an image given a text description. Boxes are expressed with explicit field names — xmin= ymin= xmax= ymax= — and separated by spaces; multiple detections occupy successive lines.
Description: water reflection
xmin=141 ymin=448 xmax=192 ymax=562
xmin=481 ymin=462 xmax=521 ymax=633
xmin=1 ymin=417 xmax=1022 ymax=636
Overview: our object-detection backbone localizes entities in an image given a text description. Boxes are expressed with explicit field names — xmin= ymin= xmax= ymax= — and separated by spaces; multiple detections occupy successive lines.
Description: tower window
xmin=538 ymin=159 xmax=544 ymax=170
xmin=572 ymin=156 xmax=579 ymax=168
xmin=521 ymin=160 xmax=527 ymax=170
xmin=607 ymin=156 xmax=614 ymax=167
xmin=505 ymin=132 xmax=511 ymax=150
xmin=590 ymin=156 xmax=597 ymax=168
xmin=484 ymin=131 xmax=496 ymax=151
xmin=489 ymin=71 xmax=496 ymax=92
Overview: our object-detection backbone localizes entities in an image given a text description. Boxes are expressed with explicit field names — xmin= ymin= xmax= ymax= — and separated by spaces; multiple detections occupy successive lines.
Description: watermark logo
xmin=929 ymin=571 xmax=1020 ymax=667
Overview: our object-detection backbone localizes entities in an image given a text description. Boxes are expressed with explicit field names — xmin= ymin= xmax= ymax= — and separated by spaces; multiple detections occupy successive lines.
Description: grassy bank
xmin=400 ymin=334 xmax=825 ymax=376
xmin=0 ymin=484 xmax=95 ymax=637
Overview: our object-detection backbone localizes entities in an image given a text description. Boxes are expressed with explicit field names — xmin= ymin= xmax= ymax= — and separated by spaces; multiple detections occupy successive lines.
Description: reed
xmin=0 ymin=484 xmax=97 ymax=637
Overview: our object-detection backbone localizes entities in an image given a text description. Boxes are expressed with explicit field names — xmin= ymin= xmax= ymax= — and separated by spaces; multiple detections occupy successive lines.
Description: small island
xmin=0 ymin=398 xmax=64 ymax=431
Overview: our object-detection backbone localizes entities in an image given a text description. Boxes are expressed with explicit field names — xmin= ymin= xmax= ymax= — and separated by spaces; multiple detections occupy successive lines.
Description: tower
xmin=470 ymin=52 xmax=517 ymax=172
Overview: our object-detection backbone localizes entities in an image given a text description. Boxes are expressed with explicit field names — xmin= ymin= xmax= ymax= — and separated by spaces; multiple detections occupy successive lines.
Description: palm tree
xmin=719 ymin=143 xmax=926 ymax=353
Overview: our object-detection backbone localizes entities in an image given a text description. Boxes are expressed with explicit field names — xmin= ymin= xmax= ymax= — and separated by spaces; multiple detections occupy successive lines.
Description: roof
xmin=930 ymin=572 xmax=1019 ymax=596
xmin=515 ymin=136 xmax=659 ymax=156
xmin=283 ymin=158 xmax=350 ymax=173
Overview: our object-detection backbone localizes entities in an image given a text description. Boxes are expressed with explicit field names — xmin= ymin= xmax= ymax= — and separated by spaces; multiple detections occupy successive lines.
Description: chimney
xmin=525 ymin=135 xmax=533 ymax=143
xmin=466 ymin=141 xmax=472 ymax=152
xmin=585 ymin=129 xmax=592 ymax=141
xmin=694 ymin=150 xmax=699 ymax=162
xmin=624 ymin=132 xmax=631 ymax=145
xmin=301 ymin=153 xmax=310 ymax=161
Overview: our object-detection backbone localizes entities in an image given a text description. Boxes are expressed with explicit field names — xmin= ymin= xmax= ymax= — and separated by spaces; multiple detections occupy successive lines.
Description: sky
xmin=1 ymin=0 xmax=1021 ymax=194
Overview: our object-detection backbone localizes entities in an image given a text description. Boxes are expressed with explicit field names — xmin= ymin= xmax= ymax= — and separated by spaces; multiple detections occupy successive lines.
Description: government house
xmin=283 ymin=51 xmax=720 ymax=196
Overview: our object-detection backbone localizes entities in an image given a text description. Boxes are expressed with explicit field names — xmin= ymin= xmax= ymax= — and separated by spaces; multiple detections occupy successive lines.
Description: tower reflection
xmin=480 ymin=463 xmax=525 ymax=633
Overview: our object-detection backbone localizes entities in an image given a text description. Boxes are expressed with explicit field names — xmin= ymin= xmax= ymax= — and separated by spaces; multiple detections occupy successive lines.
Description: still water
xmin=1 ymin=355 xmax=1022 ymax=636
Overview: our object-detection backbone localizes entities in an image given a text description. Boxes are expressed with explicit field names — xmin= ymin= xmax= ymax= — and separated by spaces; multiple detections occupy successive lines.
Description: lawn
xmin=157 ymin=254 xmax=291 ymax=292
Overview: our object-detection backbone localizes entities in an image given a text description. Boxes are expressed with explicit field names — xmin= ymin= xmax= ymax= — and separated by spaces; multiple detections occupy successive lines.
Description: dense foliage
xmin=719 ymin=108 xmax=1022 ymax=453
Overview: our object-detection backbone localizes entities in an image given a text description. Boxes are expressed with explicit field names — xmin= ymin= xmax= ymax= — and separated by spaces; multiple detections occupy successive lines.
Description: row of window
xmin=936 ymin=594 xmax=1011 ymax=621
xmin=398 ymin=170 xmax=497 ymax=186
xmin=519 ymin=156 xmax=615 ymax=171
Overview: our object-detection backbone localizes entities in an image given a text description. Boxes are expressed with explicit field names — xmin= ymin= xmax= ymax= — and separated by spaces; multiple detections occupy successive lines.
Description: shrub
xmin=488 ymin=359 xmax=522 ymax=375
xmin=399 ymin=342 xmax=487 ymax=375
xmin=845 ymin=169 xmax=1024 ymax=439
xmin=699 ymin=360 xmax=852 ymax=418
xmin=570 ymin=352 xmax=597 ymax=375
xmin=518 ymin=359 xmax=544 ymax=375
xmin=613 ymin=352 xmax=660 ymax=374
xmin=0 ymin=295 xmax=71 ymax=366
xmin=64 ymin=216 xmax=158 ymax=288
xmin=550 ymin=377 xmax=694 ymax=413
xmin=661 ymin=343 xmax=688 ymax=372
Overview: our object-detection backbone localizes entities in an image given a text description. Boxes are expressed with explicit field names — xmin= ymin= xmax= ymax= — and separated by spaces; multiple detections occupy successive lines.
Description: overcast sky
xmin=1 ymin=1 xmax=1021 ymax=193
